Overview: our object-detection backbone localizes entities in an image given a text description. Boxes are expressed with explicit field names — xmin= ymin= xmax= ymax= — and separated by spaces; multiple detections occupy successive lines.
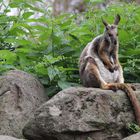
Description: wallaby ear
xmin=114 ymin=14 xmax=121 ymax=25
xmin=102 ymin=18 xmax=108 ymax=27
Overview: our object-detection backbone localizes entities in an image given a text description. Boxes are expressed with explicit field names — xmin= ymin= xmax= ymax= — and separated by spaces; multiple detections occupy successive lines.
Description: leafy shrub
xmin=0 ymin=1 xmax=140 ymax=97
xmin=127 ymin=123 xmax=140 ymax=134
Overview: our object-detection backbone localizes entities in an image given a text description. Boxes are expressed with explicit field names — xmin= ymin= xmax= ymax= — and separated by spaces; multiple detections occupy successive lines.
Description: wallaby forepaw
xmin=109 ymin=67 xmax=114 ymax=73
xmin=105 ymin=65 xmax=114 ymax=73
xmin=114 ymin=64 xmax=119 ymax=71
xmin=103 ymin=63 xmax=114 ymax=73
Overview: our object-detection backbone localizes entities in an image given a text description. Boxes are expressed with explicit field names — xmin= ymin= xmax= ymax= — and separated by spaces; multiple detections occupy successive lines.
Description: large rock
xmin=23 ymin=84 xmax=140 ymax=140
xmin=122 ymin=132 xmax=140 ymax=140
xmin=0 ymin=135 xmax=25 ymax=140
xmin=0 ymin=70 xmax=48 ymax=138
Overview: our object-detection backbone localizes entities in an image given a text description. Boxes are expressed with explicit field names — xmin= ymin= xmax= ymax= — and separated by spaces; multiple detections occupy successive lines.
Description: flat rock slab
xmin=0 ymin=135 xmax=25 ymax=140
xmin=23 ymin=84 xmax=140 ymax=140
xmin=122 ymin=132 xmax=140 ymax=140
xmin=0 ymin=70 xmax=48 ymax=138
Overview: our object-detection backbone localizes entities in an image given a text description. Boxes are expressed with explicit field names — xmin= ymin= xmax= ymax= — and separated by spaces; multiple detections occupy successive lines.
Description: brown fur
xmin=79 ymin=14 xmax=140 ymax=126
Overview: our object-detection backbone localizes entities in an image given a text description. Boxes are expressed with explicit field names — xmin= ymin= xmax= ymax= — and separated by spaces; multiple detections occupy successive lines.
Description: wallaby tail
xmin=117 ymin=83 xmax=140 ymax=126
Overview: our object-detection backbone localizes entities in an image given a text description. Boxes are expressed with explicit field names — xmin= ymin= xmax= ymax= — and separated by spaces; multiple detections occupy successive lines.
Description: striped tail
xmin=119 ymin=84 xmax=140 ymax=126
xmin=108 ymin=83 xmax=140 ymax=126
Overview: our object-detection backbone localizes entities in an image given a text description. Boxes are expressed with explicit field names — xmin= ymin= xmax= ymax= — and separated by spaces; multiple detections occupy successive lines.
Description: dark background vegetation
xmin=0 ymin=0 xmax=140 ymax=97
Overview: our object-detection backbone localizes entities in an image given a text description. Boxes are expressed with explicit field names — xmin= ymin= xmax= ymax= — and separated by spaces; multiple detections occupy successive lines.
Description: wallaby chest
xmin=93 ymin=54 xmax=119 ymax=83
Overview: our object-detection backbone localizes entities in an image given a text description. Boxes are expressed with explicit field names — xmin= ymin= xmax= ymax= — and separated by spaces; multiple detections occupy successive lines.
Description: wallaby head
xmin=102 ymin=14 xmax=121 ymax=45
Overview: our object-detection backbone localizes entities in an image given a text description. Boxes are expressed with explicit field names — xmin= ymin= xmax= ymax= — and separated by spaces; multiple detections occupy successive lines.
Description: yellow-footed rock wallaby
xmin=79 ymin=14 xmax=140 ymax=126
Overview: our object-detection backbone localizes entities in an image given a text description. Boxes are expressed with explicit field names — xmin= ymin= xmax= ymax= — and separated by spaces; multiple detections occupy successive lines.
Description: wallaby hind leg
xmin=83 ymin=59 xmax=118 ymax=90
xmin=82 ymin=57 xmax=106 ymax=87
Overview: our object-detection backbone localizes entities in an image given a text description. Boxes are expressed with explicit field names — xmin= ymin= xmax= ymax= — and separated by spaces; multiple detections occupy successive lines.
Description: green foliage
xmin=127 ymin=123 xmax=140 ymax=133
xmin=0 ymin=1 xmax=140 ymax=97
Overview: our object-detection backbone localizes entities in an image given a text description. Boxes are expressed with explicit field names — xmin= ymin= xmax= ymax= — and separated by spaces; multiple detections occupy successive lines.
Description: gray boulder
xmin=122 ymin=132 xmax=140 ymax=140
xmin=0 ymin=135 xmax=25 ymax=140
xmin=23 ymin=84 xmax=140 ymax=140
xmin=0 ymin=70 xmax=48 ymax=138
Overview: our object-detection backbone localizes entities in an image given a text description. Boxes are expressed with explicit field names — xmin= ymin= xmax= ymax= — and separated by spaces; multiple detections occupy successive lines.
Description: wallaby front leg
xmin=116 ymin=64 xmax=124 ymax=83
xmin=84 ymin=60 xmax=107 ymax=87
xmin=98 ymin=41 xmax=114 ymax=72
xmin=99 ymin=50 xmax=114 ymax=72
xmin=111 ymin=47 xmax=119 ymax=70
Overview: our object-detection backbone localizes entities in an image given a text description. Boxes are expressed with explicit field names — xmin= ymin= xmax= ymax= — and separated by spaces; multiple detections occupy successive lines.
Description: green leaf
xmin=23 ymin=12 xmax=34 ymax=19
xmin=0 ymin=50 xmax=17 ymax=64
xmin=47 ymin=66 xmax=60 ymax=81
xmin=43 ymin=55 xmax=62 ymax=65
xmin=35 ymin=62 xmax=48 ymax=75
xmin=125 ymin=48 xmax=140 ymax=55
